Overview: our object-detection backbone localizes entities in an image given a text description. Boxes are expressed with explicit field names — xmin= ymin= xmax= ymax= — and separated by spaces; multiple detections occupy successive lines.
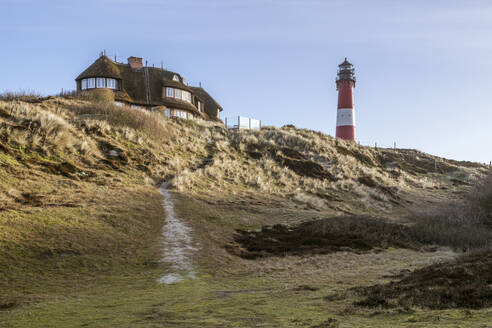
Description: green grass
xmin=2 ymin=263 xmax=492 ymax=327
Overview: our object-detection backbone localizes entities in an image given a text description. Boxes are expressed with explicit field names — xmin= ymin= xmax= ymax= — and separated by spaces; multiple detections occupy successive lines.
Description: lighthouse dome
xmin=337 ymin=57 xmax=356 ymax=82
xmin=338 ymin=57 xmax=353 ymax=68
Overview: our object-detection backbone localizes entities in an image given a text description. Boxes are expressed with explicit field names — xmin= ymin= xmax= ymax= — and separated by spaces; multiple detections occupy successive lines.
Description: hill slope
xmin=0 ymin=96 xmax=490 ymax=327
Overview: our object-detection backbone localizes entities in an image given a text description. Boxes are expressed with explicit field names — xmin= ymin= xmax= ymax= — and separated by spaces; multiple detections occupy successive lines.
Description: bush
xmin=75 ymin=89 xmax=115 ymax=104
xmin=0 ymin=90 xmax=41 ymax=102
xmin=474 ymin=174 xmax=492 ymax=227
xmin=410 ymin=174 xmax=492 ymax=250
xmin=69 ymin=102 xmax=170 ymax=140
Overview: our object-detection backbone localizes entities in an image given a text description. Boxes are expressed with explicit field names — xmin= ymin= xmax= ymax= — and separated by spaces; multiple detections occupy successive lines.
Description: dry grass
xmin=0 ymin=95 xmax=488 ymax=219
xmin=409 ymin=174 xmax=492 ymax=250
xmin=1 ymin=96 xmax=491 ymax=327
xmin=172 ymin=125 xmax=488 ymax=218
xmin=68 ymin=102 xmax=171 ymax=140
xmin=0 ymin=100 xmax=93 ymax=156
xmin=0 ymin=90 xmax=42 ymax=102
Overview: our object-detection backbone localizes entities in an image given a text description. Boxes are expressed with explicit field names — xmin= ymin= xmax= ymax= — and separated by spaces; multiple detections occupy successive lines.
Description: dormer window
xmin=172 ymin=75 xmax=180 ymax=82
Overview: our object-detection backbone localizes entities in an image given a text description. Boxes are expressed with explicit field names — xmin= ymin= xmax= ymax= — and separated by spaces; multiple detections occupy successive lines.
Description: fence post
xmin=375 ymin=142 xmax=377 ymax=150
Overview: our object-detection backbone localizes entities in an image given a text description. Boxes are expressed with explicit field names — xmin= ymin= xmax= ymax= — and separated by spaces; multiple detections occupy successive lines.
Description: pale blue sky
xmin=1 ymin=0 xmax=491 ymax=163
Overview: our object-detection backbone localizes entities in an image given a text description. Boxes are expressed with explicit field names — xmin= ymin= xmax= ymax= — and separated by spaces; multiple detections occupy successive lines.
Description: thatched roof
xmin=161 ymin=97 xmax=203 ymax=116
xmin=162 ymin=80 xmax=193 ymax=92
xmin=76 ymin=56 xmax=121 ymax=80
xmin=114 ymin=90 xmax=133 ymax=103
xmin=76 ymin=55 xmax=222 ymax=120
xmin=189 ymin=86 xmax=223 ymax=121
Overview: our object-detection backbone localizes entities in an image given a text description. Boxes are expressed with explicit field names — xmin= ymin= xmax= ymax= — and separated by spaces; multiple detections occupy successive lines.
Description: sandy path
xmin=157 ymin=182 xmax=198 ymax=284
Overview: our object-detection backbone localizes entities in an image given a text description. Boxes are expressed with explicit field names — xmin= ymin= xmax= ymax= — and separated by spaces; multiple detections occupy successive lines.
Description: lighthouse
xmin=335 ymin=58 xmax=356 ymax=141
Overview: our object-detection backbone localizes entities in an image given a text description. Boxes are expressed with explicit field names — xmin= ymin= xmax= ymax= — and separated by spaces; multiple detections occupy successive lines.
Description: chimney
xmin=128 ymin=56 xmax=143 ymax=69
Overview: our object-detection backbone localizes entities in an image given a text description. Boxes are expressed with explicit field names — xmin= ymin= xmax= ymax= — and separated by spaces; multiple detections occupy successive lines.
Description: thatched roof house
xmin=75 ymin=55 xmax=223 ymax=121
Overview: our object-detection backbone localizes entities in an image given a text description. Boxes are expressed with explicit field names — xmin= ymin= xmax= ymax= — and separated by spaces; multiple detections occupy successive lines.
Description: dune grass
xmin=0 ymin=96 xmax=491 ymax=327
xmin=409 ymin=174 xmax=492 ymax=251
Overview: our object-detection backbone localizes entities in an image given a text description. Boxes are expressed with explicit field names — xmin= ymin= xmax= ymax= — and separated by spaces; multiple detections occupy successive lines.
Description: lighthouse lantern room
xmin=335 ymin=58 xmax=356 ymax=141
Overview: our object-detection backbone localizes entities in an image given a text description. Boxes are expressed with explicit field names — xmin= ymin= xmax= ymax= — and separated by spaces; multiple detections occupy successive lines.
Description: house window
xmin=183 ymin=91 xmax=191 ymax=103
xmin=87 ymin=78 xmax=95 ymax=89
xmin=173 ymin=75 xmax=180 ymax=82
xmin=175 ymin=89 xmax=182 ymax=99
xmin=107 ymin=78 xmax=117 ymax=89
xmin=172 ymin=109 xmax=187 ymax=119
xmin=197 ymin=101 xmax=202 ymax=112
xmin=81 ymin=79 xmax=87 ymax=90
xmin=96 ymin=78 xmax=105 ymax=88
xmin=166 ymin=87 xmax=174 ymax=98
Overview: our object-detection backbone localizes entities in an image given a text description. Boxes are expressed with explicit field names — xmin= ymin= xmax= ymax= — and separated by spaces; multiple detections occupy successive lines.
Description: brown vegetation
xmin=2 ymin=94 xmax=492 ymax=328
xmin=354 ymin=249 xmax=492 ymax=309
xmin=409 ymin=174 xmax=492 ymax=250
xmin=68 ymin=102 xmax=170 ymax=139
xmin=350 ymin=176 xmax=492 ymax=310
xmin=1 ymin=95 xmax=490 ymax=320
xmin=226 ymin=216 xmax=421 ymax=259
xmin=0 ymin=90 xmax=42 ymax=102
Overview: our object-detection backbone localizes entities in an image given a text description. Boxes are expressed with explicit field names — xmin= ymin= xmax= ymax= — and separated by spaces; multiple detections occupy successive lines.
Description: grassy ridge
xmin=0 ymin=95 xmax=490 ymax=326
xmin=0 ymin=97 xmax=213 ymax=308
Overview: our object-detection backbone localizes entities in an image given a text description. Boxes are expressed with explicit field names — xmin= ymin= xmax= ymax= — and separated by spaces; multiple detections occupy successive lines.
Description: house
xmin=75 ymin=54 xmax=223 ymax=121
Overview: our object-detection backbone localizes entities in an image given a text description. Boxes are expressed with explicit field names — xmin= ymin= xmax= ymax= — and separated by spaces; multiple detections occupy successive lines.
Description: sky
xmin=0 ymin=0 xmax=491 ymax=163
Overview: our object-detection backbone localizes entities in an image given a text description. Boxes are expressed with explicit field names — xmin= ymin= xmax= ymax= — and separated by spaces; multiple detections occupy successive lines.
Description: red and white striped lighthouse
xmin=335 ymin=58 xmax=356 ymax=141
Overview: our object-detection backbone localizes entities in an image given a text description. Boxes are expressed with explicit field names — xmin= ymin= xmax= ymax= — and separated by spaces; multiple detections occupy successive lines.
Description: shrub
xmin=473 ymin=174 xmax=492 ymax=227
xmin=0 ymin=90 xmax=41 ymax=102
xmin=69 ymin=102 xmax=170 ymax=140
xmin=57 ymin=89 xmax=78 ymax=99
xmin=0 ymin=100 xmax=89 ymax=154
xmin=409 ymin=174 xmax=492 ymax=250
xmin=75 ymin=89 xmax=115 ymax=104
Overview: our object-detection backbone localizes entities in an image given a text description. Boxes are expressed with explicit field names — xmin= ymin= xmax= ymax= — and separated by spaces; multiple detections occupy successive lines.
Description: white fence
xmin=225 ymin=116 xmax=261 ymax=130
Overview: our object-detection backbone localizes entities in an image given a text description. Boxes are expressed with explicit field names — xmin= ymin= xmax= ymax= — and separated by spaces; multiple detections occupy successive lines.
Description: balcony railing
xmin=336 ymin=75 xmax=356 ymax=82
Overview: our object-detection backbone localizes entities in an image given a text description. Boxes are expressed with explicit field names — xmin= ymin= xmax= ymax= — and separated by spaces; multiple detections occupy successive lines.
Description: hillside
xmin=1 ymin=96 xmax=491 ymax=327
